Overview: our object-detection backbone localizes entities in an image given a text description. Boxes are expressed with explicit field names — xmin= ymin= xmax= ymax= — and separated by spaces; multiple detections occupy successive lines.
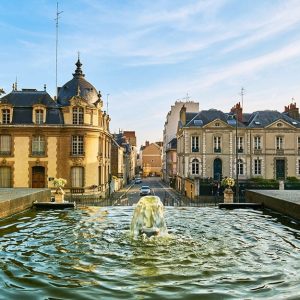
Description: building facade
xmin=0 ymin=59 xmax=112 ymax=197
xmin=162 ymin=100 xmax=199 ymax=183
xmin=141 ymin=141 xmax=163 ymax=177
xmin=176 ymin=102 xmax=300 ymax=199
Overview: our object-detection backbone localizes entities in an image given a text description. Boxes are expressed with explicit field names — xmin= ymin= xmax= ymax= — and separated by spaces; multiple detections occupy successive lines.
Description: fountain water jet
xmin=130 ymin=196 xmax=168 ymax=238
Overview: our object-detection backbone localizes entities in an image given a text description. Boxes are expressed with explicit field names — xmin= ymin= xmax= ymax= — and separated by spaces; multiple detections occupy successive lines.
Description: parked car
xmin=140 ymin=185 xmax=151 ymax=196
xmin=135 ymin=177 xmax=142 ymax=184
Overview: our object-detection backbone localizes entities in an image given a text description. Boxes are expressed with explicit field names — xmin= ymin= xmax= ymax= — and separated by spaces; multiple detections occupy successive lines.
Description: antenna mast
xmin=106 ymin=94 xmax=110 ymax=114
xmin=55 ymin=2 xmax=63 ymax=98
xmin=240 ymin=87 xmax=245 ymax=109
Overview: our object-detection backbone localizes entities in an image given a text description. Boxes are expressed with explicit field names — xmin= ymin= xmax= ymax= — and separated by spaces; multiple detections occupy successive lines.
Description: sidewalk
xmin=110 ymin=181 xmax=135 ymax=202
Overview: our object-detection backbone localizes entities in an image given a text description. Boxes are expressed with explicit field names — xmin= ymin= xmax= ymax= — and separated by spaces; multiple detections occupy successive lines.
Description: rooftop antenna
xmin=185 ymin=92 xmax=190 ymax=101
xmin=106 ymin=93 xmax=110 ymax=114
xmin=240 ymin=87 xmax=245 ymax=109
xmin=55 ymin=2 xmax=63 ymax=99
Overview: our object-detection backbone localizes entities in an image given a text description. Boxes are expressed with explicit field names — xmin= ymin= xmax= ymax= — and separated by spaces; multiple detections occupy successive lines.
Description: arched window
xmin=238 ymin=159 xmax=244 ymax=175
xmin=72 ymin=107 xmax=84 ymax=125
xmin=191 ymin=158 xmax=200 ymax=175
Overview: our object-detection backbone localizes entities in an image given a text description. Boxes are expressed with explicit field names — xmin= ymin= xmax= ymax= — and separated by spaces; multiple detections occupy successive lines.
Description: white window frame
xmin=72 ymin=135 xmax=84 ymax=155
xmin=214 ymin=136 xmax=221 ymax=152
xmin=254 ymin=159 xmax=262 ymax=175
xmin=35 ymin=109 xmax=44 ymax=124
xmin=191 ymin=136 xmax=199 ymax=152
xmin=276 ymin=136 xmax=284 ymax=150
xmin=73 ymin=107 xmax=84 ymax=125
xmin=238 ymin=158 xmax=244 ymax=175
xmin=71 ymin=166 xmax=84 ymax=187
xmin=254 ymin=136 xmax=261 ymax=150
xmin=2 ymin=109 xmax=10 ymax=124
xmin=0 ymin=135 xmax=11 ymax=155
xmin=32 ymin=135 xmax=45 ymax=155
xmin=191 ymin=158 xmax=200 ymax=175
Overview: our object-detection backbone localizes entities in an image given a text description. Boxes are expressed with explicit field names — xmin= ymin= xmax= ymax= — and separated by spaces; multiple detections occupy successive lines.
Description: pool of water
xmin=1 ymin=206 xmax=300 ymax=299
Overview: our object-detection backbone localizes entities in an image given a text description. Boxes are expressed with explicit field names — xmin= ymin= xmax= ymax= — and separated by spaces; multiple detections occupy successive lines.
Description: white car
xmin=140 ymin=185 xmax=151 ymax=196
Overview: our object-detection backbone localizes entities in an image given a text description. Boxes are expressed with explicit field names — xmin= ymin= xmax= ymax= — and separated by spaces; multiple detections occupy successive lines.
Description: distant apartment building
xmin=162 ymin=100 xmax=199 ymax=183
xmin=176 ymin=102 xmax=300 ymax=199
xmin=140 ymin=141 xmax=163 ymax=177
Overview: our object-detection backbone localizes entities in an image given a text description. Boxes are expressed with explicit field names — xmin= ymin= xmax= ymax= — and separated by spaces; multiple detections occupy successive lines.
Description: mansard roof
xmin=247 ymin=110 xmax=300 ymax=128
xmin=182 ymin=108 xmax=300 ymax=129
xmin=1 ymin=90 xmax=58 ymax=107
xmin=0 ymin=89 xmax=64 ymax=125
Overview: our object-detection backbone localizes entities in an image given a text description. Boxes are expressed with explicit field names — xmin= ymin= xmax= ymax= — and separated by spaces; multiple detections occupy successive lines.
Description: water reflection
xmin=0 ymin=207 xmax=300 ymax=299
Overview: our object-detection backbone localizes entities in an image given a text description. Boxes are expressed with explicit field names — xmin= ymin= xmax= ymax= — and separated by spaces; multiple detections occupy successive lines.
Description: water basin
xmin=0 ymin=206 xmax=300 ymax=299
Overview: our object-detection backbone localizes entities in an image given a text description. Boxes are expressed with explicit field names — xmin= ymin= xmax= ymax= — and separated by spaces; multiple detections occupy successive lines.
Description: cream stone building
xmin=141 ymin=141 xmax=163 ymax=177
xmin=0 ymin=58 xmax=112 ymax=197
xmin=176 ymin=102 xmax=300 ymax=198
xmin=162 ymin=100 xmax=199 ymax=183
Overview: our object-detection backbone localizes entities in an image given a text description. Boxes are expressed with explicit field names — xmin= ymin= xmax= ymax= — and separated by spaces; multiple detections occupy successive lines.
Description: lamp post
xmin=235 ymin=111 xmax=239 ymax=203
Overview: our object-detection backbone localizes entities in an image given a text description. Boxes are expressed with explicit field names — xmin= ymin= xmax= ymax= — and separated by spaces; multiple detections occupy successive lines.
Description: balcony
xmin=192 ymin=147 xmax=199 ymax=153
xmin=0 ymin=151 xmax=11 ymax=156
xmin=253 ymin=149 xmax=262 ymax=155
xmin=70 ymin=152 xmax=85 ymax=157
xmin=31 ymin=151 xmax=45 ymax=156
xmin=276 ymin=149 xmax=284 ymax=155
xmin=214 ymin=148 xmax=221 ymax=153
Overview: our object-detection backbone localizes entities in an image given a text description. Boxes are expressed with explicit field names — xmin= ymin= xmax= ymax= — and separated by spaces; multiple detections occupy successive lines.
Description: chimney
xmin=179 ymin=105 xmax=187 ymax=126
xmin=230 ymin=102 xmax=243 ymax=122
xmin=145 ymin=141 xmax=150 ymax=147
xmin=284 ymin=101 xmax=300 ymax=120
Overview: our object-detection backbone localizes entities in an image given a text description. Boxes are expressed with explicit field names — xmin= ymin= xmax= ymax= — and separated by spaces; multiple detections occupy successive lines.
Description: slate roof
xmin=57 ymin=59 xmax=100 ymax=106
xmin=182 ymin=109 xmax=300 ymax=129
xmin=0 ymin=90 xmax=64 ymax=125
xmin=167 ymin=138 xmax=177 ymax=149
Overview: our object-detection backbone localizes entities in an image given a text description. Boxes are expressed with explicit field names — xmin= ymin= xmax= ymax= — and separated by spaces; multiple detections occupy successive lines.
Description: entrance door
xmin=32 ymin=166 xmax=45 ymax=188
xmin=213 ymin=158 xmax=222 ymax=181
xmin=276 ymin=159 xmax=285 ymax=180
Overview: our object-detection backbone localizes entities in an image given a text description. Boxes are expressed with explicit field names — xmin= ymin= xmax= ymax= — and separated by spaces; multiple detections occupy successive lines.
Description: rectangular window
xmin=298 ymin=160 xmax=300 ymax=176
xmin=254 ymin=159 xmax=261 ymax=175
xmin=298 ymin=137 xmax=300 ymax=150
xmin=276 ymin=136 xmax=283 ymax=149
xmin=237 ymin=136 xmax=243 ymax=153
xmin=0 ymin=135 xmax=11 ymax=155
xmin=238 ymin=159 xmax=244 ymax=175
xmin=2 ymin=109 xmax=10 ymax=124
xmin=73 ymin=107 xmax=84 ymax=125
xmin=32 ymin=136 xmax=45 ymax=155
xmin=0 ymin=166 xmax=11 ymax=187
xmin=71 ymin=167 xmax=84 ymax=187
xmin=191 ymin=136 xmax=199 ymax=152
xmin=35 ymin=110 xmax=44 ymax=124
xmin=72 ymin=136 xmax=84 ymax=155
xmin=254 ymin=136 xmax=261 ymax=150
xmin=214 ymin=136 xmax=221 ymax=152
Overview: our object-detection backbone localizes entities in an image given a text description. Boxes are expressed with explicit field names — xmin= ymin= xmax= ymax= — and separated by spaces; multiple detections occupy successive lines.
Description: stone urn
xmin=224 ymin=187 xmax=234 ymax=203
xmin=54 ymin=187 xmax=65 ymax=203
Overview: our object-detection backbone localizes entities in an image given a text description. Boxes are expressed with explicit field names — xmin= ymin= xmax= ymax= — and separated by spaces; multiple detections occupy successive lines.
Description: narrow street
xmin=111 ymin=177 xmax=181 ymax=206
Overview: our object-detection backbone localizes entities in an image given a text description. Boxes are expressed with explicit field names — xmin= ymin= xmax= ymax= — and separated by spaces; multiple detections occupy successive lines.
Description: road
xmin=126 ymin=177 xmax=179 ymax=206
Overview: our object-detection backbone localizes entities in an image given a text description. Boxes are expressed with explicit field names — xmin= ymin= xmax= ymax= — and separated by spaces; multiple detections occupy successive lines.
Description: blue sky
xmin=1 ymin=0 xmax=300 ymax=147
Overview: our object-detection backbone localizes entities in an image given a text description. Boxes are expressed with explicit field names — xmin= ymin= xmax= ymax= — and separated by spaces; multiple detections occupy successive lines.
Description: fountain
xmin=130 ymin=196 xmax=168 ymax=238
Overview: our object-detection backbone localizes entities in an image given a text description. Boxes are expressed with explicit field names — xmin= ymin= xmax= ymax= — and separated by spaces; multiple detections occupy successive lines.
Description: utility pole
xmin=55 ymin=2 xmax=63 ymax=99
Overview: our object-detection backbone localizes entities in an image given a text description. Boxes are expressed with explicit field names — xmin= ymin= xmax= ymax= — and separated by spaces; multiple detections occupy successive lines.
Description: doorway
xmin=275 ymin=159 xmax=285 ymax=180
xmin=213 ymin=158 xmax=222 ymax=181
xmin=32 ymin=166 xmax=45 ymax=188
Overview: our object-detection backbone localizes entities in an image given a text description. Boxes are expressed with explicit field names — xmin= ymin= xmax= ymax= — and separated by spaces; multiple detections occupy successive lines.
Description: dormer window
xmin=35 ymin=109 xmax=44 ymax=124
xmin=73 ymin=107 xmax=84 ymax=125
xmin=2 ymin=109 xmax=11 ymax=124
xmin=32 ymin=105 xmax=46 ymax=124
